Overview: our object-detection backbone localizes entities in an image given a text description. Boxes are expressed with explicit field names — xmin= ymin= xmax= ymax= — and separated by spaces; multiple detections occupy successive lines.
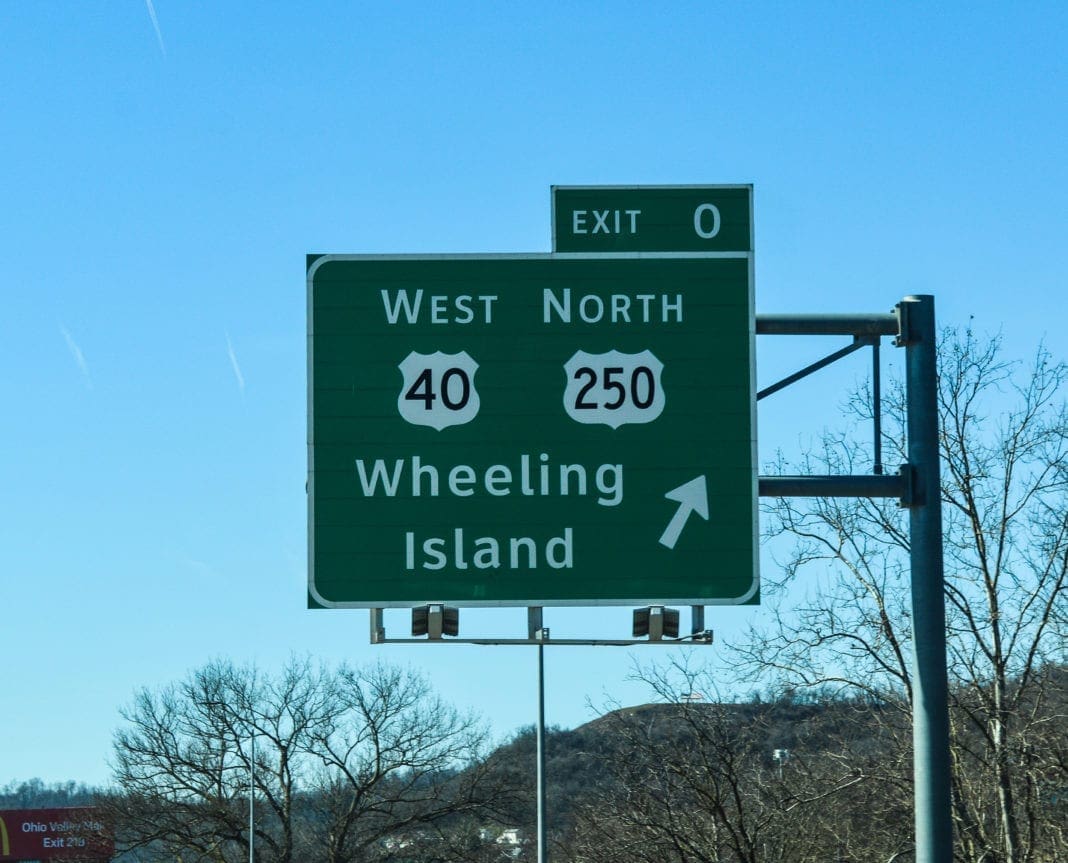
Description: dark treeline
xmin=8 ymin=662 xmax=1065 ymax=862
xmin=1 ymin=778 xmax=99 ymax=808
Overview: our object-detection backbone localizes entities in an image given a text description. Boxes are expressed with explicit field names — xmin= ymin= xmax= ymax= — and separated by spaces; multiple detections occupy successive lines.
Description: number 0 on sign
xmin=307 ymin=254 xmax=757 ymax=607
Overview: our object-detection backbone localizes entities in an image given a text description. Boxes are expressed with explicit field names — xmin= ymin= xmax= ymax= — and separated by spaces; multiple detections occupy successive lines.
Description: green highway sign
xmin=552 ymin=185 xmax=752 ymax=254
xmin=308 ymin=252 xmax=757 ymax=608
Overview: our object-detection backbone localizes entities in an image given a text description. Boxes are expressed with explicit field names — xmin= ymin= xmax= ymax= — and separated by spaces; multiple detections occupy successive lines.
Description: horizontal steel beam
xmin=759 ymin=473 xmax=907 ymax=498
xmin=756 ymin=313 xmax=899 ymax=337
xmin=367 ymin=637 xmax=714 ymax=646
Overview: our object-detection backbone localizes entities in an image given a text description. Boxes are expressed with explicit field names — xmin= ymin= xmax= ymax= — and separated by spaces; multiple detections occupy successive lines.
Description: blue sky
xmin=2 ymin=3 xmax=1066 ymax=787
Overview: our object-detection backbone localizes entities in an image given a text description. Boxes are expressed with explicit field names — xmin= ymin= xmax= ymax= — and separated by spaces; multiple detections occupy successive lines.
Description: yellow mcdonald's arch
xmin=0 ymin=814 xmax=9 ymax=855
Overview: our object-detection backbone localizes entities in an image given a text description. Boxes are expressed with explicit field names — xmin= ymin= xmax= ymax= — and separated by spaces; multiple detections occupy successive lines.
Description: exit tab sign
xmin=552 ymin=185 xmax=752 ymax=254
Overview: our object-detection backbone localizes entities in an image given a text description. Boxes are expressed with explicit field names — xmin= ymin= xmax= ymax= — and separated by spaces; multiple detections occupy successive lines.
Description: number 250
xmin=573 ymin=366 xmax=656 ymax=410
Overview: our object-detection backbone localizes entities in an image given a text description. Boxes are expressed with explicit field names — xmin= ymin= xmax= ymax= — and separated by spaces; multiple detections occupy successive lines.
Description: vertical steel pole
xmin=536 ymin=635 xmax=548 ymax=863
xmin=903 ymin=295 xmax=952 ymax=862
xmin=249 ymin=731 xmax=255 ymax=863
xmin=872 ymin=339 xmax=884 ymax=475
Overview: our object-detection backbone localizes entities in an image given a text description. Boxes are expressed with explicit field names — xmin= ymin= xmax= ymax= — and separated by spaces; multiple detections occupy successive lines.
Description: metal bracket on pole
xmin=370 ymin=608 xmax=385 ymax=644
xmin=898 ymin=463 xmax=917 ymax=508
xmin=691 ymin=605 xmax=705 ymax=637
xmin=528 ymin=606 xmax=544 ymax=639
xmin=894 ymin=300 xmax=913 ymax=347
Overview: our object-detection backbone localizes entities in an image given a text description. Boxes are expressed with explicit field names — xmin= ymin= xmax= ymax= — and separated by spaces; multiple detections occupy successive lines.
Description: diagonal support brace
xmin=757 ymin=336 xmax=876 ymax=401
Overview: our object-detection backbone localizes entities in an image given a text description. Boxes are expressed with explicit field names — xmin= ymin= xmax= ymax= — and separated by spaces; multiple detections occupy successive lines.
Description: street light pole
xmin=248 ymin=730 xmax=255 ymax=863
xmin=208 ymin=698 xmax=256 ymax=863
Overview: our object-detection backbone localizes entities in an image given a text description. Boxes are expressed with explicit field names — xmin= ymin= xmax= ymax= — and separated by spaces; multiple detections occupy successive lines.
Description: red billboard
xmin=0 ymin=807 xmax=113 ymax=861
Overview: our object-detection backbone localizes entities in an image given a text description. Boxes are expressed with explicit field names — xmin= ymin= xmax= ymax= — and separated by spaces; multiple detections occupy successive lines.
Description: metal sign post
xmin=903 ymin=297 xmax=953 ymax=861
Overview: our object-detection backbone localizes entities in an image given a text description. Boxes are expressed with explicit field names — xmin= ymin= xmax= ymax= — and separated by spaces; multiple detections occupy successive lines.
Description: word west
xmin=381 ymin=289 xmax=499 ymax=324
xmin=355 ymin=453 xmax=623 ymax=507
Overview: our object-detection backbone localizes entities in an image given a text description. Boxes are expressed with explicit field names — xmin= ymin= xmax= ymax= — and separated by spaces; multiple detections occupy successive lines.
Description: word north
xmin=543 ymin=288 xmax=682 ymax=323
xmin=355 ymin=454 xmax=624 ymax=506
xmin=406 ymin=528 xmax=574 ymax=571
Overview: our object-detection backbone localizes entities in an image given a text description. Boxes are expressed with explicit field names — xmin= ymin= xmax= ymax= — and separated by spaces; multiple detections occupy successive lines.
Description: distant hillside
xmin=475 ymin=694 xmax=899 ymax=835
xmin=0 ymin=778 xmax=100 ymax=809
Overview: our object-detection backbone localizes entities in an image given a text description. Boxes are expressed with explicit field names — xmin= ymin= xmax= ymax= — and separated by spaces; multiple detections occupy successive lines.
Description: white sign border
xmin=307 ymin=225 xmax=757 ymax=608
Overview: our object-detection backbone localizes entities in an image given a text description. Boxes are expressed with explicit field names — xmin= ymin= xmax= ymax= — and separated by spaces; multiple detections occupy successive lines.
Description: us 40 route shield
xmin=308 ymin=254 xmax=756 ymax=607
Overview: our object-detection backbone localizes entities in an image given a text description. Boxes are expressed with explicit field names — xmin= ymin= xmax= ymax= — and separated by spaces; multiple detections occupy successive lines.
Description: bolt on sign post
xmin=308 ymin=189 xmax=756 ymax=608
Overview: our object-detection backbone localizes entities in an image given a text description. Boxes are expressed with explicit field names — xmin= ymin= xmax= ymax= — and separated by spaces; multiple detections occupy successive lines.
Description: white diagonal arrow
xmin=659 ymin=476 xmax=709 ymax=549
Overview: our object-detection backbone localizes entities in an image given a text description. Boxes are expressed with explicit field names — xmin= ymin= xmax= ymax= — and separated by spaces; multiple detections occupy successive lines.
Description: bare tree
xmin=745 ymin=329 xmax=1068 ymax=863
xmin=109 ymin=657 xmax=498 ymax=863
xmin=563 ymin=658 xmax=906 ymax=863
xmin=302 ymin=663 xmax=503 ymax=862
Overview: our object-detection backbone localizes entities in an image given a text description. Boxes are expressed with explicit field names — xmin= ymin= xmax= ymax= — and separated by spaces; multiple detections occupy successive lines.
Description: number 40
xmin=404 ymin=367 xmax=472 ymax=411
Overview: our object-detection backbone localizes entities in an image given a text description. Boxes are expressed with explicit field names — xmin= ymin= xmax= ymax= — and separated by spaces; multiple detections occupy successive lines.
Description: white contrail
xmin=145 ymin=0 xmax=166 ymax=57
xmin=226 ymin=331 xmax=246 ymax=391
xmin=60 ymin=324 xmax=93 ymax=389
